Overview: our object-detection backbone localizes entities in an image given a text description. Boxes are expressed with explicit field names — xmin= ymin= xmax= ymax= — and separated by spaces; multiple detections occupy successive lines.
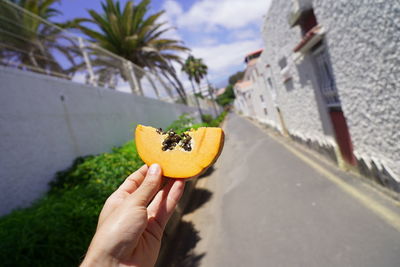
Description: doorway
xmin=312 ymin=43 xmax=356 ymax=165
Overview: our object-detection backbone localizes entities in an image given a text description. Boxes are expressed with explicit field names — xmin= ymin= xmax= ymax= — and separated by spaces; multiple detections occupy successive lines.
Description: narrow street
xmin=165 ymin=113 xmax=400 ymax=267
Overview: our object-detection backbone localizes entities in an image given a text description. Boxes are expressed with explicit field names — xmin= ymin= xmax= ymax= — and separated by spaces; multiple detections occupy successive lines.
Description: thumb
xmin=129 ymin=164 xmax=162 ymax=206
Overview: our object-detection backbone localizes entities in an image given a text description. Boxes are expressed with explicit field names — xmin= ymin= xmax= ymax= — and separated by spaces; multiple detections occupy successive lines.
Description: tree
xmin=72 ymin=0 xmax=189 ymax=102
xmin=216 ymin=84 xmax=235 ymax=106
xmin=215 ymin=70 xmax=242 ymax=107
xmin=182 ymin=55 xmax=205 ymax=118
xmin=182 ymin=55 xmax=219 ymax=117
xmin=0 ymin=0 xmax=79 ymax=77
xmin=228 ymin=70 xmax=244 ymax=85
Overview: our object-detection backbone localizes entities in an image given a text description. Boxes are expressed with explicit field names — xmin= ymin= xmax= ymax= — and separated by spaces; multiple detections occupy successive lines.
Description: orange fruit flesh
xmin=135 ymin=125 xmax=224 ymax=178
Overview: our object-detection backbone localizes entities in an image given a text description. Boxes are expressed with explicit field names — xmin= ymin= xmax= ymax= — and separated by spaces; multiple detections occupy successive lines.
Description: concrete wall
xmin=0 ymin=67 xmax=210 ymax=216
xmin=313 ymin=0 xmax=400 ymax=183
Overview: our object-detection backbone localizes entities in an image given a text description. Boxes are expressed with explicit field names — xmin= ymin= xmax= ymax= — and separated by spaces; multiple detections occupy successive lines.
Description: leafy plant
xmin=0 ymin=141 xmax=143 ymax=266
xmin=0 ymin=112 xmax=227 ymax=266
xmin=228 ymin=70 xmax=244 ymax=85
xmin=194 ymin=92 xmax=204 ymax=99
xmin=165 ymin=113 xmax=195 ymax=133
xmin=201 ymin=114 xmax=213 ymax=124
xmin=182 ymin=55 xmax=207 ymax=118
xmin=216 ymin=70 xmax=244 ymax=107
xmin=0 ymin=0 xmax=79 ymax=77
xmin=71 ymin=0 xmax=189 ymax=101
xmin=216 ymin=84 xmax=235 ymax=106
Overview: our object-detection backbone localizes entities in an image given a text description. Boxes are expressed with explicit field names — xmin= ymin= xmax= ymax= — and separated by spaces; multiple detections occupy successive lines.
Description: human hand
xmin=81 ymin=164 xmax=185 ymax=267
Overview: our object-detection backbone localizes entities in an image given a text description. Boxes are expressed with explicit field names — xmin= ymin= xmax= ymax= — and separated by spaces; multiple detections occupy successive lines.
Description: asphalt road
xmin=166 ymin=113 xmax=400 ymax=267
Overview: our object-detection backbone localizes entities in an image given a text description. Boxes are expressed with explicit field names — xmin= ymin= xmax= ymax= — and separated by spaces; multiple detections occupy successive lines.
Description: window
xmin=299 ymin=9 xmax=318 ymax=36
xmin=312 ymin=46 xmax=340 ymax=107
xmin=263 ymin=108 xmax=268 ymax=115
xmin=260 ymin=95 xmax=264 ymax=102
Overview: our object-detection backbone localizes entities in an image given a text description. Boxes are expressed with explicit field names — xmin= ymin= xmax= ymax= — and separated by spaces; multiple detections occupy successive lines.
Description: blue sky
xmin=55 ymin=0 xmax=271 ymax=87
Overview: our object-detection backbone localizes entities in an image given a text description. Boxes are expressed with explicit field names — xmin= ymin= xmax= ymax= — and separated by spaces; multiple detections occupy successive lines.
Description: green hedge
xmin=0 ymin=111 xmax=227 ymax=267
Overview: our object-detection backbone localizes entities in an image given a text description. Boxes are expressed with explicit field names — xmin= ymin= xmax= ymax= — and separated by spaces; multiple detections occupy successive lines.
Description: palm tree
xmin=182 ymin=55 xmax=206 ymax=118
xmin=193 ymin=58 xmax=208 ymax=94
xmin=182 ymin=55 xmax=219 ymax=117
xmin=0 ymin=0 xmax=79 ymax=78
xmin=72 ymin=0 xmax=189 ymax=102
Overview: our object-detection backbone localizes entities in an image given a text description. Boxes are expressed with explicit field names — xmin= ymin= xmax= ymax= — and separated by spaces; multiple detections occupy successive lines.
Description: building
xmin=234 ymin=0 xmax=400 ymax=192
xmin=215 ymin=87 xmax=226 ymax=97
xmin=233 ymin=49 xmax=264 ymax=118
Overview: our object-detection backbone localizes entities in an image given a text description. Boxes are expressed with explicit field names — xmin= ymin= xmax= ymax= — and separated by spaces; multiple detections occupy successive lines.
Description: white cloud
xmin=176 ymin=0 xmax=272 ymax=31
xmin=231 ymin=28 xmax=259 ymax=40
xmin=158 ymin=12 xmax=182 ymax=41
xmin=191 ymin=39 xmax=263 ymax=74
xmin=200 ymin=37 xmax=219 ymax=46
xmin=161 ymin=0 xmax=270 ymax=86
xmin=163 ymin=0 xmax=183 ymax=17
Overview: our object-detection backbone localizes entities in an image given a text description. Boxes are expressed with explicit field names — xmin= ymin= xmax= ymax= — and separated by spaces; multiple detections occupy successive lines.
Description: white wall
xmin=261 ymin=0 xmax=335 ymax=147
xmin=255 ymin=56 xmax=283 ymax=131
xmin=258 ymin=0 xmax=400 ymax=186
xmin=0 ymin=67 xmax=210 ymax=216
xmin=313 ymin=0 xmax=400 ymax=181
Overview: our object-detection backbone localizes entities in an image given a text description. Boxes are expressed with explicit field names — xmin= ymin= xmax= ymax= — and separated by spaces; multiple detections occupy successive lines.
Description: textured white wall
xmin=0 ymin=67 xmax=206 ymax=216
xmin=259 ymin=0 xmax=400 ymax=183
xmin=234 ymin=56 xmax=283 ymax=131
xmin=261 ymin=0 xmax=335 ymax=146
xmin=256 ymin=54 xmax=285 ymax=132
xmin=250 ymin=63 xmax=267 ymax=122
xmin=313 ymin=0 xmax=400 ymax=180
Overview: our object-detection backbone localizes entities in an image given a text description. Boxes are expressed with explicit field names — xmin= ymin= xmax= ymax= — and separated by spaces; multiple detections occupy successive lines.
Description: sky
xmin=55 ymin=0 xmax=272 ymax=88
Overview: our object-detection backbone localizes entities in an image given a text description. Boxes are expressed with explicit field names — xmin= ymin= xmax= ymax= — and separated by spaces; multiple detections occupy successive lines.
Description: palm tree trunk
xmin=168 ymin=68 xmax=187 ymax=103
xmin=133 ymin=67 xmax=145 ymax=96
xmin=152 ymin=70 xmax=174 ymax=100
xmin=144 ymin=72 xmax=160 ymax=99
xmin=206 ymin=77 xmax=219 ymax=117
xmin=160 ymin=69 xmax=187 ymax=104
xmin=190 ymin=80 xmax=204 ymax=119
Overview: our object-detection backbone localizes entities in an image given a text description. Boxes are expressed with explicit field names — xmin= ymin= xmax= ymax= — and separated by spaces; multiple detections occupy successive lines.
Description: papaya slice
xmin=135 ymin=125 xmax=224 ymax=178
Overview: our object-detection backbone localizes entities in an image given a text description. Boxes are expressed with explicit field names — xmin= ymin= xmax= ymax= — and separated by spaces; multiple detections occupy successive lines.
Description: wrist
xmin=81 ymin=243 xmax=118 ymax=267
xmin=81 ymin=252 xmax=118 ymax=267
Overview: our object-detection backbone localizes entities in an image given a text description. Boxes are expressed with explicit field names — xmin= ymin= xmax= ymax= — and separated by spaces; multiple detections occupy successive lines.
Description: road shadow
xmin=162 ymin=221 xmax=205 ymax=267
xmin=198 ymin=166 xmax=215 ymax=179
xmin=183 ymin=188 xmax=213 ymax=215
xmin=159 ymin=166 xmax=215 ymax=267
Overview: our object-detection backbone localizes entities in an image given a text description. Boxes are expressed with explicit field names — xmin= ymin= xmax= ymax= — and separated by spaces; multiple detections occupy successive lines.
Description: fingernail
xmin=148 ymin=164 xmax=160 ymax=175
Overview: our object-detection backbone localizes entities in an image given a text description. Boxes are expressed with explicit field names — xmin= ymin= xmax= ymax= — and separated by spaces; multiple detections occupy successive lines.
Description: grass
xmin=0 ymin=111 xmax=227 ymax=267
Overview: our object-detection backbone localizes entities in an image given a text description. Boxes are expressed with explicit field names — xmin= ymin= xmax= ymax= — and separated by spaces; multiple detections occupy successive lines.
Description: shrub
xmin=0 ymin=141 xmax=143 ymax=267
xmin=201 ymin=114 xmax=213 ymax=124
xmin=165 ymin=113 xmax=195 ymax=133
xmin=0 ymin=112 xmax=227 ymax=266
xmin=216 ymin=84 xmax=235 ymax=107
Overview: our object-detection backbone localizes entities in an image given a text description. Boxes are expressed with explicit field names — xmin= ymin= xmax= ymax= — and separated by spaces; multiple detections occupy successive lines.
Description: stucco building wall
xmin=257 ymin=0 xmax=400 ymax=186
xmin=250 ymin=72 xmax=266 ymax=123
xmin=261 ymin=0 xmax=336 ymax=146
xmin=0 ymin=67 xmax=208 ymax=216
xmin=251 ymin=60 xmax=274 ymax=126
xmin=256 ymin=53 xmax=286 ymax=132
xmin=312 ymin=0 xmax=400 ymax=181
